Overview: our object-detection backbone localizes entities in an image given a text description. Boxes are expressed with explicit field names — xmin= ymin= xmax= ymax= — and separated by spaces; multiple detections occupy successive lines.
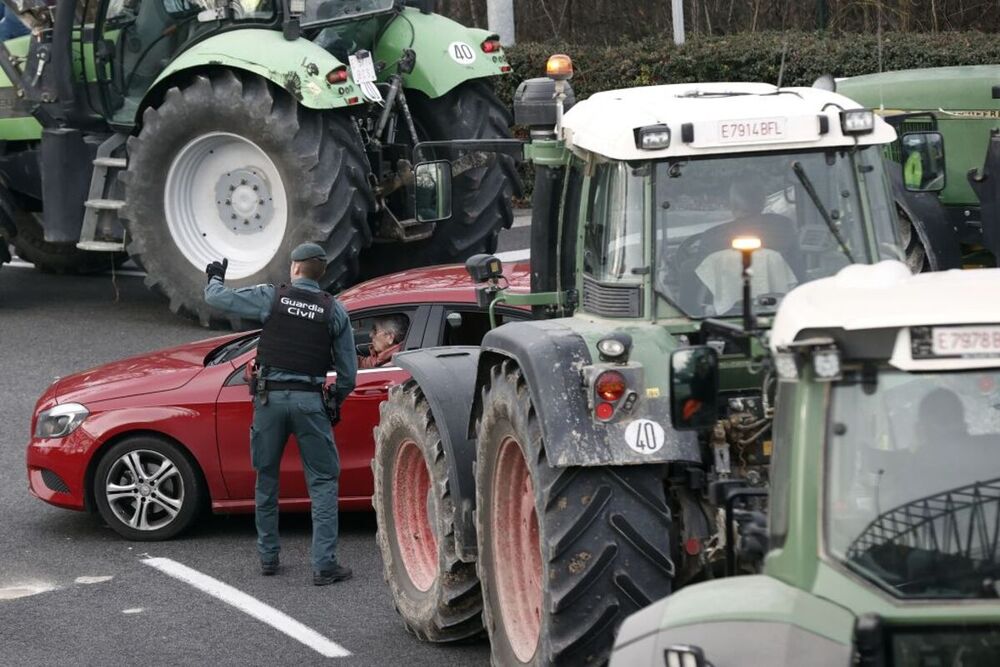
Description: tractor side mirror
xmin=413 ymin=161 xmax=452 ymax=223
xmin=669 ymin=346 xmax=720 ymax=431
xmin=901 ymin=131 xmax=946 ymax=193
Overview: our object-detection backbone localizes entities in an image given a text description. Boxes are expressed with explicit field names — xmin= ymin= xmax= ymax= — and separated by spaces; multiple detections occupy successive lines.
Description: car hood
xmin=52 ymin=334 xmax=242 ymax=404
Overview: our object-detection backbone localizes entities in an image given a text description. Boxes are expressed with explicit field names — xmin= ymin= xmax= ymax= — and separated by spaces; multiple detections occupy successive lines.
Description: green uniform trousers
xmin=250 ymin=389 xmax=340 ymax=572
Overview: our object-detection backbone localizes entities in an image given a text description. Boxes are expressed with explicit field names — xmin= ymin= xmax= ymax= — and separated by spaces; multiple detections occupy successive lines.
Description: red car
xmin=26 ymin=263 xmax=530 ymax=540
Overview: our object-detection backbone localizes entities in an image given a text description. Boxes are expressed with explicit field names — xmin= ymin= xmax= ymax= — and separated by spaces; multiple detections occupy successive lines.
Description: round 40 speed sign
xmin=624 ymin=419 xmax=666 ymax=455
xmin=448 ymin=42 xmax=477 ymax=65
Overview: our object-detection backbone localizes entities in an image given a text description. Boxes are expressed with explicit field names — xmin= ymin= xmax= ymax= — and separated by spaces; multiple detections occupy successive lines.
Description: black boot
xmin=313 ymin=563 xmax=352 ymax=585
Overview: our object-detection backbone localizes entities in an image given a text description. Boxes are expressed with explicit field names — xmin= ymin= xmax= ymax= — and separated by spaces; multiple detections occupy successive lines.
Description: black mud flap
xmin=888 ymin=163 xmax=961 ymax=270
xmin=969 ymin=128 xmax=1000 ymax=264
xmin=474 ymin=320 xmax=700 ymax=468
xmin=392 ymin=346 xmax=481 ymax=561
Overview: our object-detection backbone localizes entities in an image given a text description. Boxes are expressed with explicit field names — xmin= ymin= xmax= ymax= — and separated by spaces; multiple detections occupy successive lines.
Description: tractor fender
xmin=472 ymin=320 xmax=701 ymax=468
xmin=375 ymin=8 xmax=509 ymax=99
xmin=392 ymin=346 xmax=482 ymax=561
xmin=969 ymin=128 xmax=1000 ymax=263
xmin=888 ymin=162 xmax=962 ymax=270
xmin=145 ymin=29 xmax=362 ymax=117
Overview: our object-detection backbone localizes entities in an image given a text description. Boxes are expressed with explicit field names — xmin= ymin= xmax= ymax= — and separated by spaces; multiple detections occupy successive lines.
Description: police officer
xmin=204 ymin=243 xmax=357 ymax=585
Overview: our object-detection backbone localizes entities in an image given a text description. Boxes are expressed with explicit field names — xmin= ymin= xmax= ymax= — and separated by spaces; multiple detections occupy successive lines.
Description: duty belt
xmin=262 ymin=380 xmax=324 ymax=393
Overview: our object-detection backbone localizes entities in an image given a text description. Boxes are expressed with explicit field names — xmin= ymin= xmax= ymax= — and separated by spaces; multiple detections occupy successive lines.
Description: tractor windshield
xmin=825 ymin=367 xmax=1000 ymax=600
xmin=299 ymin=0 xmax=394 ymax=26
xmin=649 ymin=146 xmax=902 ymax=318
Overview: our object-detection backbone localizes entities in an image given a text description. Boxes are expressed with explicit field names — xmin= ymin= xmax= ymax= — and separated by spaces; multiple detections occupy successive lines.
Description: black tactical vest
xmin=256 ymin=285 xmax=334 ymax=377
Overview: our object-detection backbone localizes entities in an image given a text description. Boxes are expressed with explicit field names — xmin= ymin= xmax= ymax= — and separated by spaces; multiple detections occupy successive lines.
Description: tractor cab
xmin=611 ymin=261 xmax=1000 ymax=667
xmin=525 ymin=77 xmax=905 ymax=327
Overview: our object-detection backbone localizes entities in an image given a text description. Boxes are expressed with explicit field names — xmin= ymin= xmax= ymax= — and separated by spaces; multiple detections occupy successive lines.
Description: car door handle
xmin=355 ymin=386 xmax=390 ymax=396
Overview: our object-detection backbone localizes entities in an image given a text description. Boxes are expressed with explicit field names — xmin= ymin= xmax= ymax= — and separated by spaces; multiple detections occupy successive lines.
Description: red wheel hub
xmin=492 ymin=436 xmax=542 ymax=662
xmin=392 ymin=439 xmax=438 ymax=592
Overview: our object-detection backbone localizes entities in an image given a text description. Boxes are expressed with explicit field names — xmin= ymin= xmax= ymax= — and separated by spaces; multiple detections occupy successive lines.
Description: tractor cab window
xmin=582 ymin=161 xmax=646 ymax=283
xmin=653 ymin=147 xmax=902 ymax=319
xmin=300 ymin=0 xmax=394 ymax=26
xmin=825 ymin=367 xmax=1000 ymax=600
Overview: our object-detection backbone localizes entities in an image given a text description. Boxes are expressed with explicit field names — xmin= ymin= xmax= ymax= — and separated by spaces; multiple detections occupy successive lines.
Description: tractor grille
xmin=40 ymin=469 xmax=70 ymax=494
xmin=582 ymin=276 xmax=643 ymax=318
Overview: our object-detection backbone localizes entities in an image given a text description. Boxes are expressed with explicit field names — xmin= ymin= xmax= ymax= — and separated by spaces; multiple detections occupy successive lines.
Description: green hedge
xmin=496 ymin=31 xmax=1000 ymax=201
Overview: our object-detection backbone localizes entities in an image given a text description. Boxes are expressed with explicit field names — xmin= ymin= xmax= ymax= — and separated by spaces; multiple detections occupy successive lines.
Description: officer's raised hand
xmin=206 ymin=258 xmax=228 ymax=283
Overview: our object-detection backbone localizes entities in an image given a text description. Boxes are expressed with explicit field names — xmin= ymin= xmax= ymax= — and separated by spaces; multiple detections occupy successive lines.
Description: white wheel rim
xmin=164 ymin=132 xmax=288 ymax=280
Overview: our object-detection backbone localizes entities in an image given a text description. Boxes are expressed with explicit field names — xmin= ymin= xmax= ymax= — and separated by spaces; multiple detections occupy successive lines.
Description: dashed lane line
xmin=142 ymin=557 xmax=350 ymax=658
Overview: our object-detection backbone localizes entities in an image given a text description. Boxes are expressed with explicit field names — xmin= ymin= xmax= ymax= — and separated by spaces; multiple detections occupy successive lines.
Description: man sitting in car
xmin=359 ymin=315 xmax=408 ymax=369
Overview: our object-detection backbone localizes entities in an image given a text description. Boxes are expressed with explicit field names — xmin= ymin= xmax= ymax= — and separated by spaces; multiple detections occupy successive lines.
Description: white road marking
xmin=75 ymin=575 xmax=114 ymax=584
xmin=142 ymin=557 xmax=350 ymax=658
xmin=495 ymin=248 xmax=530 ymax=263
xmin=0 ymin=583 xmax=56 ymax=601
xmin=122 ymin=608 xmax=144 ymax=614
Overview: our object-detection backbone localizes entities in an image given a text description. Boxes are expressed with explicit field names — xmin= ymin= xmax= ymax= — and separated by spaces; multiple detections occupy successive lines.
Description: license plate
xmin=348 ymin=52 xmax=377 ymax=84
xmin=717 ymin=117 xmax=786 ymax=143
xmin=931 ymin=326 xmax=1000 ymax=357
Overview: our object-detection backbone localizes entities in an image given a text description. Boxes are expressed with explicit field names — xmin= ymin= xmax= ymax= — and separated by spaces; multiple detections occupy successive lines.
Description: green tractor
xmin=371 ymin=56 xmax=911 ymax=664
xmin=610 ymin=261 xmax=1000 ymax=667
xmin=0 ymin=0 xmax=516 ymax=323
xmin=838 ymin=66 xmax=1000 ymax=272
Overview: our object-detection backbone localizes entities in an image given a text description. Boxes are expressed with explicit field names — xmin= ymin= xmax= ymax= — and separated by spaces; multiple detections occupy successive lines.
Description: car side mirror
xmin=669 ymin=346 xmax=720 ymax=431
xmin=413 ymin=161 xmax=452 ymax=223
xmin=901 ymin=131 xmax=945 ymax=193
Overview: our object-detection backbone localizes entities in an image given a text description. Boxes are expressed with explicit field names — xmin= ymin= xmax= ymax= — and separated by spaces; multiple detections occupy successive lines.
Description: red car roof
xmin=337 ymin=261 xmax=531 ymax=310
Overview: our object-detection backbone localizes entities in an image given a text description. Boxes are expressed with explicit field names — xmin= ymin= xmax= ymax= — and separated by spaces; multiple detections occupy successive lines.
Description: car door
xmin=214 ymin=307 xmax=427 ymax=504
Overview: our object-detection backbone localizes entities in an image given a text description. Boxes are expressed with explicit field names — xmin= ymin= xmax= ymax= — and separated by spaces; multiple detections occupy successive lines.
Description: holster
xmin=322 ymin=385 xmax=341 ymax=426
xmin=246 ymin=360 xmax=268 ymax=405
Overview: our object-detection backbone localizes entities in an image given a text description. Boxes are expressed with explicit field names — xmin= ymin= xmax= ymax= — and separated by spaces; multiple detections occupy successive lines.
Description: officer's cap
xmin=291 ymin=243 xmax=326 ymax=262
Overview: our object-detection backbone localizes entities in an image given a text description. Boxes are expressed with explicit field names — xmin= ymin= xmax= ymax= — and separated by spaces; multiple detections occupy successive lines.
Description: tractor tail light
xmin=326 ymin=66 xmax=349 ymax=84
xmin=481 ymin=38 xmax=502 ymax=53
xmin=595 ymin=401 xmax=615 ymax=421
xmin=595 ymin=371 xmax=626 ymax=402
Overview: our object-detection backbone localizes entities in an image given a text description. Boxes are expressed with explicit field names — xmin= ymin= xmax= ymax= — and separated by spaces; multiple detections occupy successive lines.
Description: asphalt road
xmin=0 ymin=223 xmax=529 ymax=666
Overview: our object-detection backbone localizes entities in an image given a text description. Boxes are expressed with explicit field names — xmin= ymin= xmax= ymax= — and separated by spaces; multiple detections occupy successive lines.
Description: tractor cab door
xmin=90 ymin=0 xmax=206 ymax=123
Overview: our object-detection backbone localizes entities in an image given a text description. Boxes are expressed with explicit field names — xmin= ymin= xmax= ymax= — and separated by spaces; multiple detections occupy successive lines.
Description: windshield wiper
xmin=791 ymin=161 xmax=856 ymax=264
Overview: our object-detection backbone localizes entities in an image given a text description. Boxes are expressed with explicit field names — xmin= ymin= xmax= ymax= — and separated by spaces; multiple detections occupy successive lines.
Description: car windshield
xmin=205 ymin=333 xmax=260 ymax=366
xmin=826 ymin=367 xmax=1000 ymax=600
xmin=647 ymin=146 xmax=902 ymax=318
xmin=299 ymin=0 xmax=394 ymax=26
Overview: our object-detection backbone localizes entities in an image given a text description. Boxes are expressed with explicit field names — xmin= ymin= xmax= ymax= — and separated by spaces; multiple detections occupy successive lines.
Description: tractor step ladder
xmin=78 ymin=133 xmax=128 ymax=252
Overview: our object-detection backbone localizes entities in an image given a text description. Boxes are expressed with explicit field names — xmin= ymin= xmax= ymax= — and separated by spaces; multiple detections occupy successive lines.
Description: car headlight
xmin=34 ymin=403 xmax=89 ymax=439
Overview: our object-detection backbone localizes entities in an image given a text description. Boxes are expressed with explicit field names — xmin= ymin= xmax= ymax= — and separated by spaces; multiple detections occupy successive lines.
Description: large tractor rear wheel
xmin=361 ymin=81 xmax=518 ymax=276
xmin=120 ymin=70 xmax=372 ymax=326
xmin=373 ymin=380 xmax=484 ymax=641
xmin=12 ymin=213 xmax=127 ymax=275
xmin=475 ymin=361 xmax=675 ymax=666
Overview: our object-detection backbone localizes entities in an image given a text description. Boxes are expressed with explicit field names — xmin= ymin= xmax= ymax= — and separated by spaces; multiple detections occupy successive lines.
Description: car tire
xmin=475 ymin=360 xmax=675 ymax=665
xmin=93 ymin=436 xmax=203 ymax=541
xmin=373 ymin=380 xmax=484 ymax=641
xmin=120 ymin=69 xmax=372 ymax=327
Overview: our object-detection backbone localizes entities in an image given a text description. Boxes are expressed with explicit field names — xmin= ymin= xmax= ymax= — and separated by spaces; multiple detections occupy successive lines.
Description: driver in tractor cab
xmin=682 ymin=176 xmax=802 ymax=315
xmin=358 ymin=315 xmax=407 ymax=369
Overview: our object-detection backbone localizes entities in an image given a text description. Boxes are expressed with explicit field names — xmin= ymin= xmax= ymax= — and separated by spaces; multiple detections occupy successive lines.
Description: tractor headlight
xmin=774 ymin=351 xmax=800 ymax=381
xmin=597 ymin=333 xmax=632 ymax=363
xmin=811 ymin=348 xmax=842 ymax=381
xmin=634 ymin=124 xmax=671 ymax=150
xmin=665 ymin=645 xmax=707 ymax=667
xmin=34 ymin=403 xmax=89 ymax=439
xmin=840 ymin=109 xmax=874 ymax=134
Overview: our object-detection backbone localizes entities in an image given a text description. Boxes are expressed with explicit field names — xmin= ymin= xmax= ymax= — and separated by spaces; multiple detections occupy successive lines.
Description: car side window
xmin=352 ymin=311 xmax=414 ymax=364
xmin=441 ymin=309 xmax=529 ymax=346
